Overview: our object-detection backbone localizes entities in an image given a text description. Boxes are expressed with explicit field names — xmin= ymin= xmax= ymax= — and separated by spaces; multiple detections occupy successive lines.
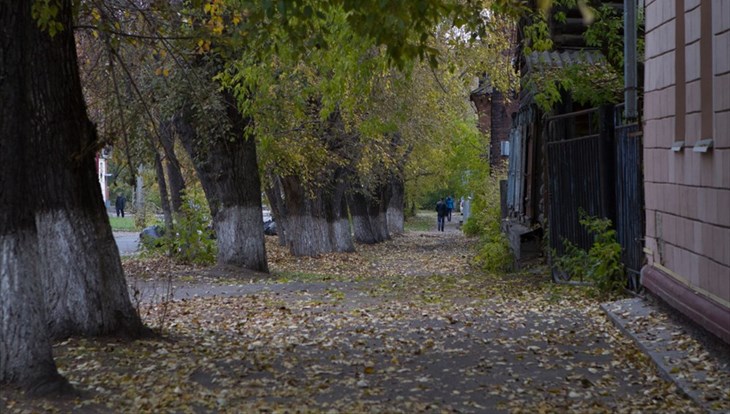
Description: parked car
xmin=139 ymin=225 xmax=165 ymax=248
xmin=263 ymin=219 xmax=277 ymax=236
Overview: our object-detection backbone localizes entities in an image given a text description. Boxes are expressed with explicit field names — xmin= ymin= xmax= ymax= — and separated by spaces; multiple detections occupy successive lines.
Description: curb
xmin=601 ymin=298 xmax=728 ymax=414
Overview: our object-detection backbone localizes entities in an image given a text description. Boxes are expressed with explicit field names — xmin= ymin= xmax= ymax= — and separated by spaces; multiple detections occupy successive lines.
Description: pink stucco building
xmin=641 ymin=0 xmax=730 ymax=343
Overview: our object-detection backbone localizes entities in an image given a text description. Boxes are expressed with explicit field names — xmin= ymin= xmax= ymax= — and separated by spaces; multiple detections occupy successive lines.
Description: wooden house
xmin=504 ymin=2 xmax=645 ymax=282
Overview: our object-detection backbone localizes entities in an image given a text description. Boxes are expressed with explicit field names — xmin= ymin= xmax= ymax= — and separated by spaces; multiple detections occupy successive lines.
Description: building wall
xmin=471 ymin=91 xmax=517 ymax=172
xmin=471 ymin=93 xmax=493 ymax=141
xmin=642 ymin=0 xmax=730 ymax=343
xmin=490 ymin=91 xmax=519 ymax=173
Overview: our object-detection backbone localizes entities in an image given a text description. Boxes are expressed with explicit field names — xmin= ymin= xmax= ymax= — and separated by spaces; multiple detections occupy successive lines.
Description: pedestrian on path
xmin=436 ymin=197 xmax=448 ymax=231
xmin=115 ymin=193 xmax=126 ymax=218
xmin=445 ymin=195 xmax=454 ymax=222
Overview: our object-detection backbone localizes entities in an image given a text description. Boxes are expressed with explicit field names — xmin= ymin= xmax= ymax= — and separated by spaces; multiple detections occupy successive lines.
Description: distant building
xmin=96 ymin=147 xmax=111 ymax=208
xmin=503 ymin=1 xmax=629 ymax=267
xmin=470 ymin=80 xmax=517 ymax=173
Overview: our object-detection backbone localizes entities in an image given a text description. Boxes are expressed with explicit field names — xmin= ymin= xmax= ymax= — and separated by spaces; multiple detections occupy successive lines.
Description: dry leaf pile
xmin=1 ymin=232 xmax=726 ymax=413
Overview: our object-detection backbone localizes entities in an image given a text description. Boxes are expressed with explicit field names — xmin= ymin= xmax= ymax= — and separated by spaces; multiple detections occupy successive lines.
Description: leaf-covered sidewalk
xmin=2 ymin=231 xmax=727 ymax=413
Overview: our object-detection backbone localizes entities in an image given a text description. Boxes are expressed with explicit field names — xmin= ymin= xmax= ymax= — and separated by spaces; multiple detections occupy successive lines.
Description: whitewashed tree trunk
xmin=215 ymin=206 xmax=268 ymax=270
xmin=175 ymin=92 xmax=268 ymax=272
xmin=387 ymin=177 xmax=405 ymax=234
xmin=36 ymin=210 xmax=142 ymax=338
xmin=1 ymin=0 xmax=144 ymax=394
xmin=327 ymin=175 xmax=354 ymax=252
xmin=329 ymin=217 xmax=354 ymax=252
xmin=0 ymin=233 xmax=69 ymax=395
xmin=277 ymin=172 xmax=354 ymax=256
xmin=349 ymin=184 xmax=391 ymax=244
xmin=286 ymin=215 xmax=334 ymax=256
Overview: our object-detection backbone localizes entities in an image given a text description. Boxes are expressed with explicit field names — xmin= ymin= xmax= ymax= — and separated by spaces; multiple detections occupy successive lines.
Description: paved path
xmin=113 ymin=231 xmax=139 ymax=256
xmin=120 ymin=229 xmax=729 ymax=412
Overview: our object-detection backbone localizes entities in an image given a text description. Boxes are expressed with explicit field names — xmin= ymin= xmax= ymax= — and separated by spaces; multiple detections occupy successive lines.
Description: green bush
xmin=145 ymin=189 xmax=216 ymax=265
xmin=473 ymin=232 xmax=512 ymax=273
xmin=555 ymin=211 xmax=625 ymax=299
xmin=463 ymin=178 xmax=513 ymax=273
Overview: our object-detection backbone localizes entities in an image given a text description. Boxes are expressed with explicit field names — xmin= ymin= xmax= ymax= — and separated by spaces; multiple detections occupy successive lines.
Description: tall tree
xmin=1 ymin=0 xmax=146 ymax=393
xmin=0 ymin=3 xmax=63 ymax=390
xmin=174 ymin=92 xmax=268 ymax=271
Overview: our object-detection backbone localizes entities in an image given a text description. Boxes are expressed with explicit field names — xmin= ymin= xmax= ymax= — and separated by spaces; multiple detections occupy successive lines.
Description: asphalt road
xmin=113 ymin=232 xmax=139 ymax=256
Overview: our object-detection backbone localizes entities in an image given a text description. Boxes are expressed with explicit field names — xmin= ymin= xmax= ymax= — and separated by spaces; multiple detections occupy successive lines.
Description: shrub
xmin=555 ymin=211 xmax=625 ymax=299
xmin=463 ymin=178 xmax=513 ymax=273
xmin=145 ymin=189 xmax=216 ymax=265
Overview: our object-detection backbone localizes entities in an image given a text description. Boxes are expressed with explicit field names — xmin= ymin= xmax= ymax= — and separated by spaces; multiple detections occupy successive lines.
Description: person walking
xmin=445 ymin=195 xmax=454 ymax=222
xmin=115 ymin=193 xmax=126 ymax=218
xmin=436 ymin=197 xmax=448 ymax=232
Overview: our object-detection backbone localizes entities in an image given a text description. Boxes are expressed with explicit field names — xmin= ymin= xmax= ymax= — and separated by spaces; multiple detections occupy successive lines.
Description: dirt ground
xmin=1 ymin=224 xmax=723 ymax=413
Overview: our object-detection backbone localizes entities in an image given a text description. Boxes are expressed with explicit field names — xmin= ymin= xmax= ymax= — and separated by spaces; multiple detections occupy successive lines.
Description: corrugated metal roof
xmin=471 ymin=82 xmax=494 ymax=96
xmin=525 ymin=49 xmax=607 ymax=74
xmin=470 ymin=76 xmax=494 ymax=96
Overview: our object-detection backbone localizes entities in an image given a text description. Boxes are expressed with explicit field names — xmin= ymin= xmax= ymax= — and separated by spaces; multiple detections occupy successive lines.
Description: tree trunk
xmin=154 ymin=150 xmax=173 ymax=229
xmin=349 ymin=182 xmax=391 ymax=244
xmin=349 ymin=192 xmax=376 ymax=244
xmin=277 ymin=170 xmax=354 ymax=256
xmin=27 ymin=1 xmax=144 ymax=340
xmin=0 ymin=230 xmax=70 ymax=395
xmin=0 ymin=25 xmax=63 ymax=389
xmin=387 ymin=174 xmax=405 ymax=234
xmin=2 ymin=0 xmax=144 ymax=394
xmin=327 ymin=170 xmax=353 ymax=252
xmin=175 ymin=93 xmax=268 ymax=272
xmin=265 ymin=175 xmax=289 ymax=246
xmin=159 ymin=119 xmax=186 ymax=215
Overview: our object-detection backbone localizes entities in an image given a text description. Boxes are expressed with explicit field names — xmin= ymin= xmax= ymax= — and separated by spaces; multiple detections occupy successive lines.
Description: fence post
xmin=599 ymin=105 xmax=616 ymax=221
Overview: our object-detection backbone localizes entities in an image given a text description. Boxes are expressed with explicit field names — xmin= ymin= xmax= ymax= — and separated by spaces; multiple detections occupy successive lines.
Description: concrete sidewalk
xmin=113 ymin=231 xmax=139 ymax=256
xmin=602 ymin=297 xmax=730 ymax=414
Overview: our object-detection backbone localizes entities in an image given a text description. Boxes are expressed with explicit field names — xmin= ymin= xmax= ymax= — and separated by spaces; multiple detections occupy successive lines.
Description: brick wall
xmin=471 ymin=91 xmax=517 ymax=173
xmin=642 ymin=0 xmax=730 ymax=342
xmin=471 ymin=93 xmax=492 ymax=139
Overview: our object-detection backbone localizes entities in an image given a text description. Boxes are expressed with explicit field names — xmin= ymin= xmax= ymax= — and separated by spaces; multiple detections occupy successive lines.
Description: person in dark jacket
xmin=445 ymin=195 xmax=454 ymax=222
xmin=436 ymin=198 xmax=448 ymax=232
xmin=115 ymin=194 xmax=126 ymax=218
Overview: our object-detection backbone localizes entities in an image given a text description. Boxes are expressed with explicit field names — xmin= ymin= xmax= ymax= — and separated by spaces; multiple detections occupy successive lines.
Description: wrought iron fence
xmin=545 ymin=105 xmax=644 ymax=290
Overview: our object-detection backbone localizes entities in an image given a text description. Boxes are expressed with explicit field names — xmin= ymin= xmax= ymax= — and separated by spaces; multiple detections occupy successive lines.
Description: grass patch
xmin=109 ymin=216 xmax=137 ymax=232
xmin=404 ymin=210 xmax=436 ymax=232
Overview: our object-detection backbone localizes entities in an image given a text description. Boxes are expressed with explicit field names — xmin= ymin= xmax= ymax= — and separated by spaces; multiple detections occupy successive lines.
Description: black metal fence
xmin=546 ymin=105 xmax=644 ymax=289
xmin=614 ymin=106 xmax=644 ymax=290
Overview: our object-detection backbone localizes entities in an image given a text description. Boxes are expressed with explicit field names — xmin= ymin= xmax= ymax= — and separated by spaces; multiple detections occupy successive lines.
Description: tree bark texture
xmin=349 ymin=182 xmax=391 ymax=244
xmin=276 ymin=168 xmax=354 ymax=256
xmin=265 ymin=175 xmax=289 ymax=246
xmin=386 ymin=174 xmax=405 ymax=234
xmin=2 ymin=0 xmax=143 ymax=393
xmin=0 ymin=17 xmax=61 ymax=386
xmin=154 ymin=150 xmax=174 ymax=229
xmin=159 ymin=119 xmax=186 ymax=215
xmin=175 ymin=93 xmax=268 ymax=272
xmin=0 ymin=234 xmax=70 ymax=395
xmin=24 ymin=2 xmax=145 ymax=340
xmin=1 ymin=2 xmax=58 ymax=392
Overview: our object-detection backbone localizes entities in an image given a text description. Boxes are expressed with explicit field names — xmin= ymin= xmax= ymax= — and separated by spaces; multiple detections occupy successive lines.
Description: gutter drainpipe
xmin=624 ymin=0 xmax=638 ymax=120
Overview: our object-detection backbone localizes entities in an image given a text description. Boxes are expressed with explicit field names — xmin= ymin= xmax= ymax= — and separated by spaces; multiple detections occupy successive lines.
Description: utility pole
xmin=624 ymin=0 xmax=638 ymax=120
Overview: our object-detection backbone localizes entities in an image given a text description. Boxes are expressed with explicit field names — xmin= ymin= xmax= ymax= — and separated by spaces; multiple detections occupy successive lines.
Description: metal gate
xmin=546 ymin=108 xmax=611 ymax=283
xmin=546 ymin=105 xmax=644 ymax=289
xmin=614 ymin=105 xmax=644 ymax=290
